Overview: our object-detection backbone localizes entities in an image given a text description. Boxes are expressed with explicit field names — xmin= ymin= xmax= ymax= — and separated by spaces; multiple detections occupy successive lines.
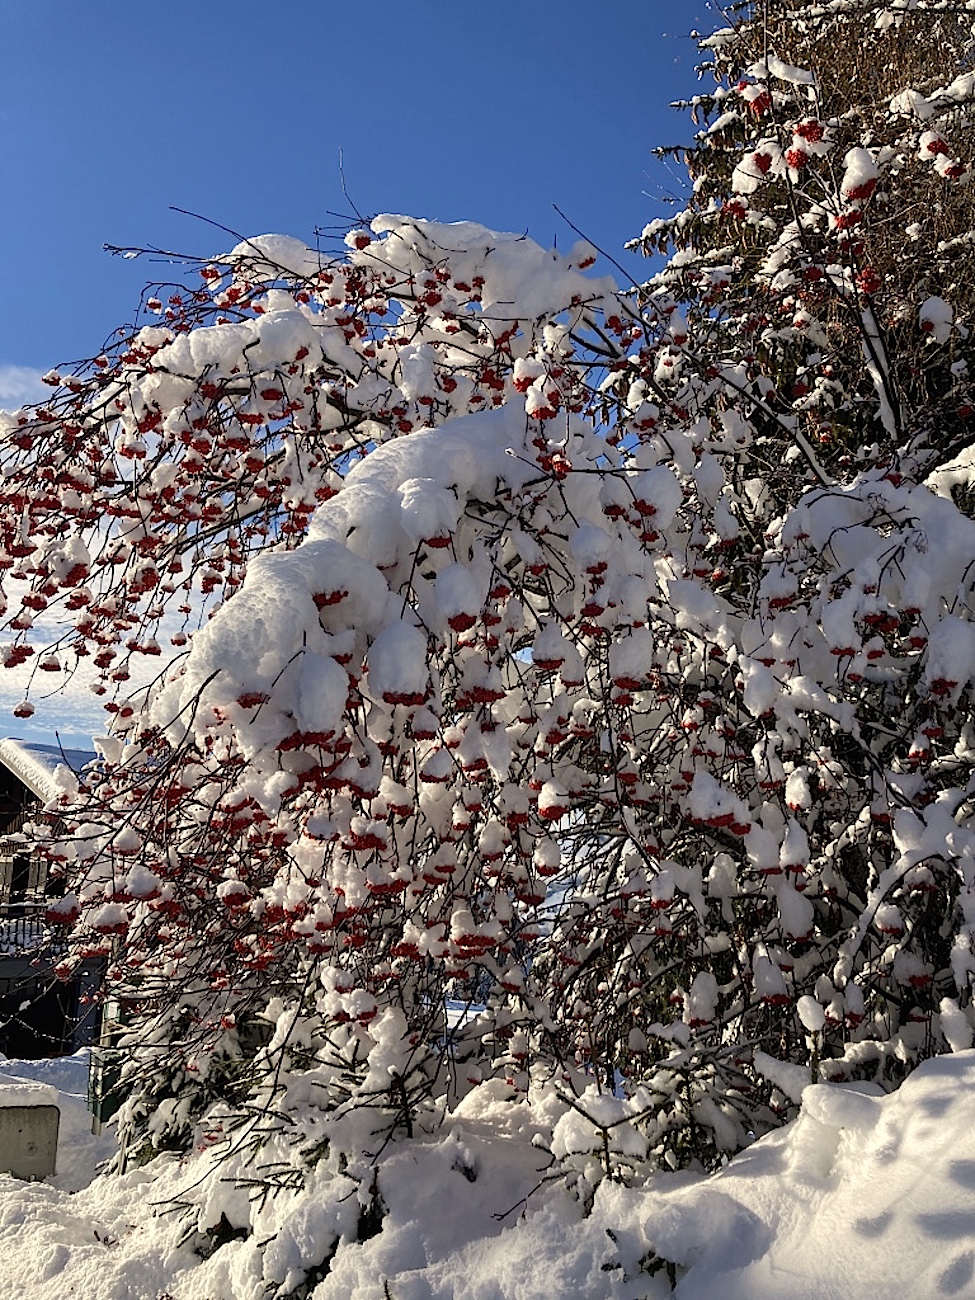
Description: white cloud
xmin=0 ymin=638 xmax=171 ymax=748
xmin=0 ymin=363 xmax=48 ymax=411
xmin=0 ymin=599 xmax=195 ymax=748
xmin=0 ymin=681 xmax=105 ymax=747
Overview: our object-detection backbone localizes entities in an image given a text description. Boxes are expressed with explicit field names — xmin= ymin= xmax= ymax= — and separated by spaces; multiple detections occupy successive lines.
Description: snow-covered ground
xmin=3 ymin=1050 xmax=975 ymax=1298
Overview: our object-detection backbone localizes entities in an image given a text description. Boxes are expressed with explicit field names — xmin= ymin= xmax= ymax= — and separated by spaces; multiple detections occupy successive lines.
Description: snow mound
xmin=1 ymin=1052 xmax=975 ymax=1298
xmin=639 ymin=1052 xmax=975 ymax=1299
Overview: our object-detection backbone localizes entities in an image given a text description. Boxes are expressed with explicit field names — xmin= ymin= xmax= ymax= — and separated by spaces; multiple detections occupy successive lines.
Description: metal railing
xmin=0 ymin=902 xmax=65 ymax=958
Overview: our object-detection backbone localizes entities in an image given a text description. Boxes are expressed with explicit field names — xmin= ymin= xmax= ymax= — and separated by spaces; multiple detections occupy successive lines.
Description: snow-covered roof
xmin=0 ymin=738 xmax=95 ymax=803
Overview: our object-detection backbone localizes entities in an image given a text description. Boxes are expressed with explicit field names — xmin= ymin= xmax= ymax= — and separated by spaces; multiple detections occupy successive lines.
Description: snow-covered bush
xmin=3 ymin=0 xmax=975 ymax=1283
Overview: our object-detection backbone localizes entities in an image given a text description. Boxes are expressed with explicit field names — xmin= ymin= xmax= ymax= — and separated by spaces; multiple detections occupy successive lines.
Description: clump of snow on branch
xmin=2 ymin=0 xmax=975 ymax=1288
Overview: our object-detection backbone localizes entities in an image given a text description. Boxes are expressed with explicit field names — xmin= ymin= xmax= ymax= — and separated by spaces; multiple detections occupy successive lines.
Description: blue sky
xmin=1 ymin=0 xmax=708 ymax=374
xmin=0 ymin=0 xmax=709 ymax=742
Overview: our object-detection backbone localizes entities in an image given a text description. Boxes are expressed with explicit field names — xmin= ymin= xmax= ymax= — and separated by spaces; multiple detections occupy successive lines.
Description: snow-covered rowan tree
xmin=3 ymin=0 xmax=975 ymax=1280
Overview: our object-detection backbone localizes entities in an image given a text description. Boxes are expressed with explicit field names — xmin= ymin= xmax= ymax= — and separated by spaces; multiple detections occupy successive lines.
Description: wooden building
xmin=0 ymin=738 xmax=102 ymax=1059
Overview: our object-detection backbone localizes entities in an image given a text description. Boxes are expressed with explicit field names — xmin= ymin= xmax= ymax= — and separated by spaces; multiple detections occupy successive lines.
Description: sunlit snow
xmin=2 ymin=1050 xmax=975 ymax=1299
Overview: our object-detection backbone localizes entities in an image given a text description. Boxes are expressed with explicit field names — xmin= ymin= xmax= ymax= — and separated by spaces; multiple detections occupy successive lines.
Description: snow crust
xmin=0 ymin=1079 xmax=56 ymax=1108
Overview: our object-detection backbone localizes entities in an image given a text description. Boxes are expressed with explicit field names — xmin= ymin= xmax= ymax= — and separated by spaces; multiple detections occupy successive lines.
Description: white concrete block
xmin=0 ymin=1093 xmax=59 ymax=1180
